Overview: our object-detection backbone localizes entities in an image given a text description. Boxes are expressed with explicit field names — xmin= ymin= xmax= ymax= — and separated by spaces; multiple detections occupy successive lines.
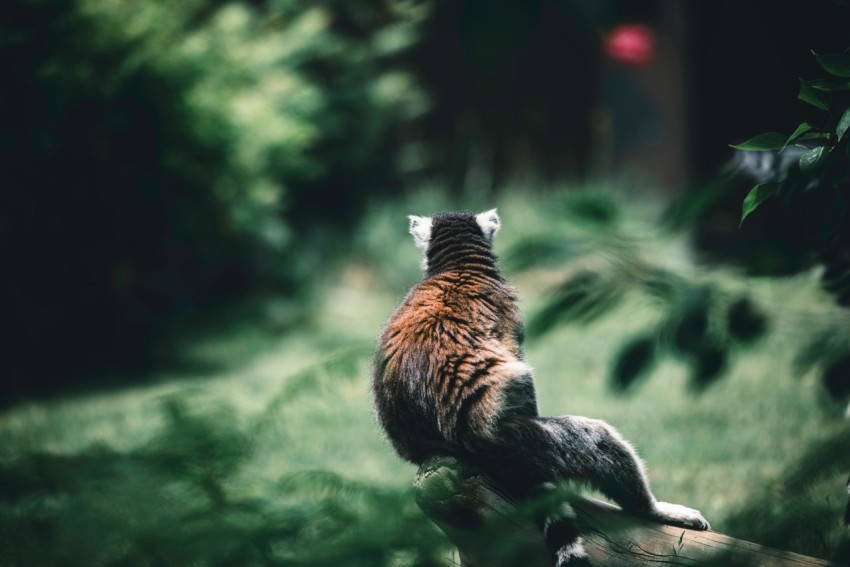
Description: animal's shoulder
xmin=403 ymin=272 xmax=512 ymax=317
xmin=382 ymin=272 xmax=516 ymax=346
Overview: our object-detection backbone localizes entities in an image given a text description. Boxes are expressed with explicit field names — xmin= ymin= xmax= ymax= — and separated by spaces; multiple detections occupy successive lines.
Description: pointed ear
xmin=476 ymin=208 xmax=500 ymax=241
xmin=408 ymin=215 xmax=432 ymax=250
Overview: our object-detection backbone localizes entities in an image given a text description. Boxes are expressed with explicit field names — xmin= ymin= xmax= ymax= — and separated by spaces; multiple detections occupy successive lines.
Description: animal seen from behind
xmin=371 ymin=210 xmax=710 ymax=565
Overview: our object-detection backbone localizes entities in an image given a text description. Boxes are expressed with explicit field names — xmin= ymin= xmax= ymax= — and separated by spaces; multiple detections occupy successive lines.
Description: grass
xmin=1 ymin=181 xmax=849 ymax=564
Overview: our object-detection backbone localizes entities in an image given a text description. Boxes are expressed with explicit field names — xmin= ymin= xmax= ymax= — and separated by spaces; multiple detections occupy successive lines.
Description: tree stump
xmin=414 ymin=456 xmax=833 ymax=566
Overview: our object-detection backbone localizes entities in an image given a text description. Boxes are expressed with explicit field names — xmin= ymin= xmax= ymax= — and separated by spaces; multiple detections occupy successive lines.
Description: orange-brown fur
xmin=379 ymin=270 xmax=527 ymax=446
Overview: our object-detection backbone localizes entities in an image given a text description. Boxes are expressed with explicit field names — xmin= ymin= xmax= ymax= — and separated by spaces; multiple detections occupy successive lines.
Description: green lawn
xmin=1 ymin=184 xmax=848 ymax=565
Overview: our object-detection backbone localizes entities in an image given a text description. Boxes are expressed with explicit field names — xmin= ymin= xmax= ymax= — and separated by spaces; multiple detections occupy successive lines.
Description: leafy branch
xmin=732 ymin=50 xmax=850 ymax=225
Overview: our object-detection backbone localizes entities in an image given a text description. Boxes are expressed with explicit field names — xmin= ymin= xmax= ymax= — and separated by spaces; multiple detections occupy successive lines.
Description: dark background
xmin=2 ymin=0 xmax=848 ymax=400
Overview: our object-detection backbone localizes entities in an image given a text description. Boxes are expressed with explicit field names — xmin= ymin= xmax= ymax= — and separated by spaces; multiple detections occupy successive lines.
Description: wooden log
xmin=414 ymin=456 xmax=833 ymax=566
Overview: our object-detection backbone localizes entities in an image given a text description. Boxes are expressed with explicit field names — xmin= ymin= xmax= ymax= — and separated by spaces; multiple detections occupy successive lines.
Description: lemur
xmin=372 ymin=210 xmax=710 ymax=565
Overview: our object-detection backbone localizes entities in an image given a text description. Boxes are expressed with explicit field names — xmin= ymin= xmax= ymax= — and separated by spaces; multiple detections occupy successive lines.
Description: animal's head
xmin=407 ymin=209 xmax=500 ymax=273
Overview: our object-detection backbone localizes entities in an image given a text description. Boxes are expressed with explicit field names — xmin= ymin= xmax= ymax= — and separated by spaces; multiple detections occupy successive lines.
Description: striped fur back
xmin=372 ymin=212 xmax=533 ymax=463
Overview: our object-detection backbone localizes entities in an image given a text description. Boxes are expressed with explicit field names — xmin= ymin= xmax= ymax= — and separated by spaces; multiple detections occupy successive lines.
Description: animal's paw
xmin=652 ymin=501 xmax=711 ymax=531
xmin=554 ymin=537 xmax=589 ymax=566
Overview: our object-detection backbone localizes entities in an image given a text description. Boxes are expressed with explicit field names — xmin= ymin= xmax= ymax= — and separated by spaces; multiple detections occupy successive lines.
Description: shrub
xmin=0 ymin=0 xmax=425 ymax=395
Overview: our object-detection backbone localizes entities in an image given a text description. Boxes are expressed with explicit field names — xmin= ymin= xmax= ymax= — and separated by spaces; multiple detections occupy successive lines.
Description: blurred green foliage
xmin=0 ymin=0 xmax=425 ymax=393
xmin=510 ymin=188 xmax=773 ymax=393
xmin=0 ymin=354 xmax=450 ymax=566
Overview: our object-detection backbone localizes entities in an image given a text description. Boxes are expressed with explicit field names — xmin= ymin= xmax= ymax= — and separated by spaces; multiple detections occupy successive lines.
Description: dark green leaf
xmin=740 ymin=183 xmax=779 ymax=225
xmin=813 ymin=52 xmax=850 ymax=77
xmin=729 ymin=132 xmax=787 ymax=151
xmin=799 ymin=79 xmax=832 ymax=110
xmin=837 ymin=106 xmax=850 ymax=140
xmin=673 ymin=310 xmax=709 ymax=354
xmin=691 ymin=341 xmax=728 ymax=390
xmin=502 ymin=237 xmax=576 ymax=272
xmin=784 ymin=122 xmax=816 ymax=147
xmin=669 ymin=288 xmax=712 ymax=354
xmin=610 ymin=335 xmax=656 ymax=393
xmin=799 ymin=146 xmax=828 ymax=171
xmin=565 ymin=193 xmax=618 ymax=225
xmin=726 ymin=297 xmax=768 ymax=343
xmin=798 ymin=131 xmax=831 ymax=140
xmin=527 ymin=271 xmax=622 ymax=337
xmin=822 ymin=353 xmax=850 ymax=400
xmin=807 ymin=77 xmax=850 ymax=91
